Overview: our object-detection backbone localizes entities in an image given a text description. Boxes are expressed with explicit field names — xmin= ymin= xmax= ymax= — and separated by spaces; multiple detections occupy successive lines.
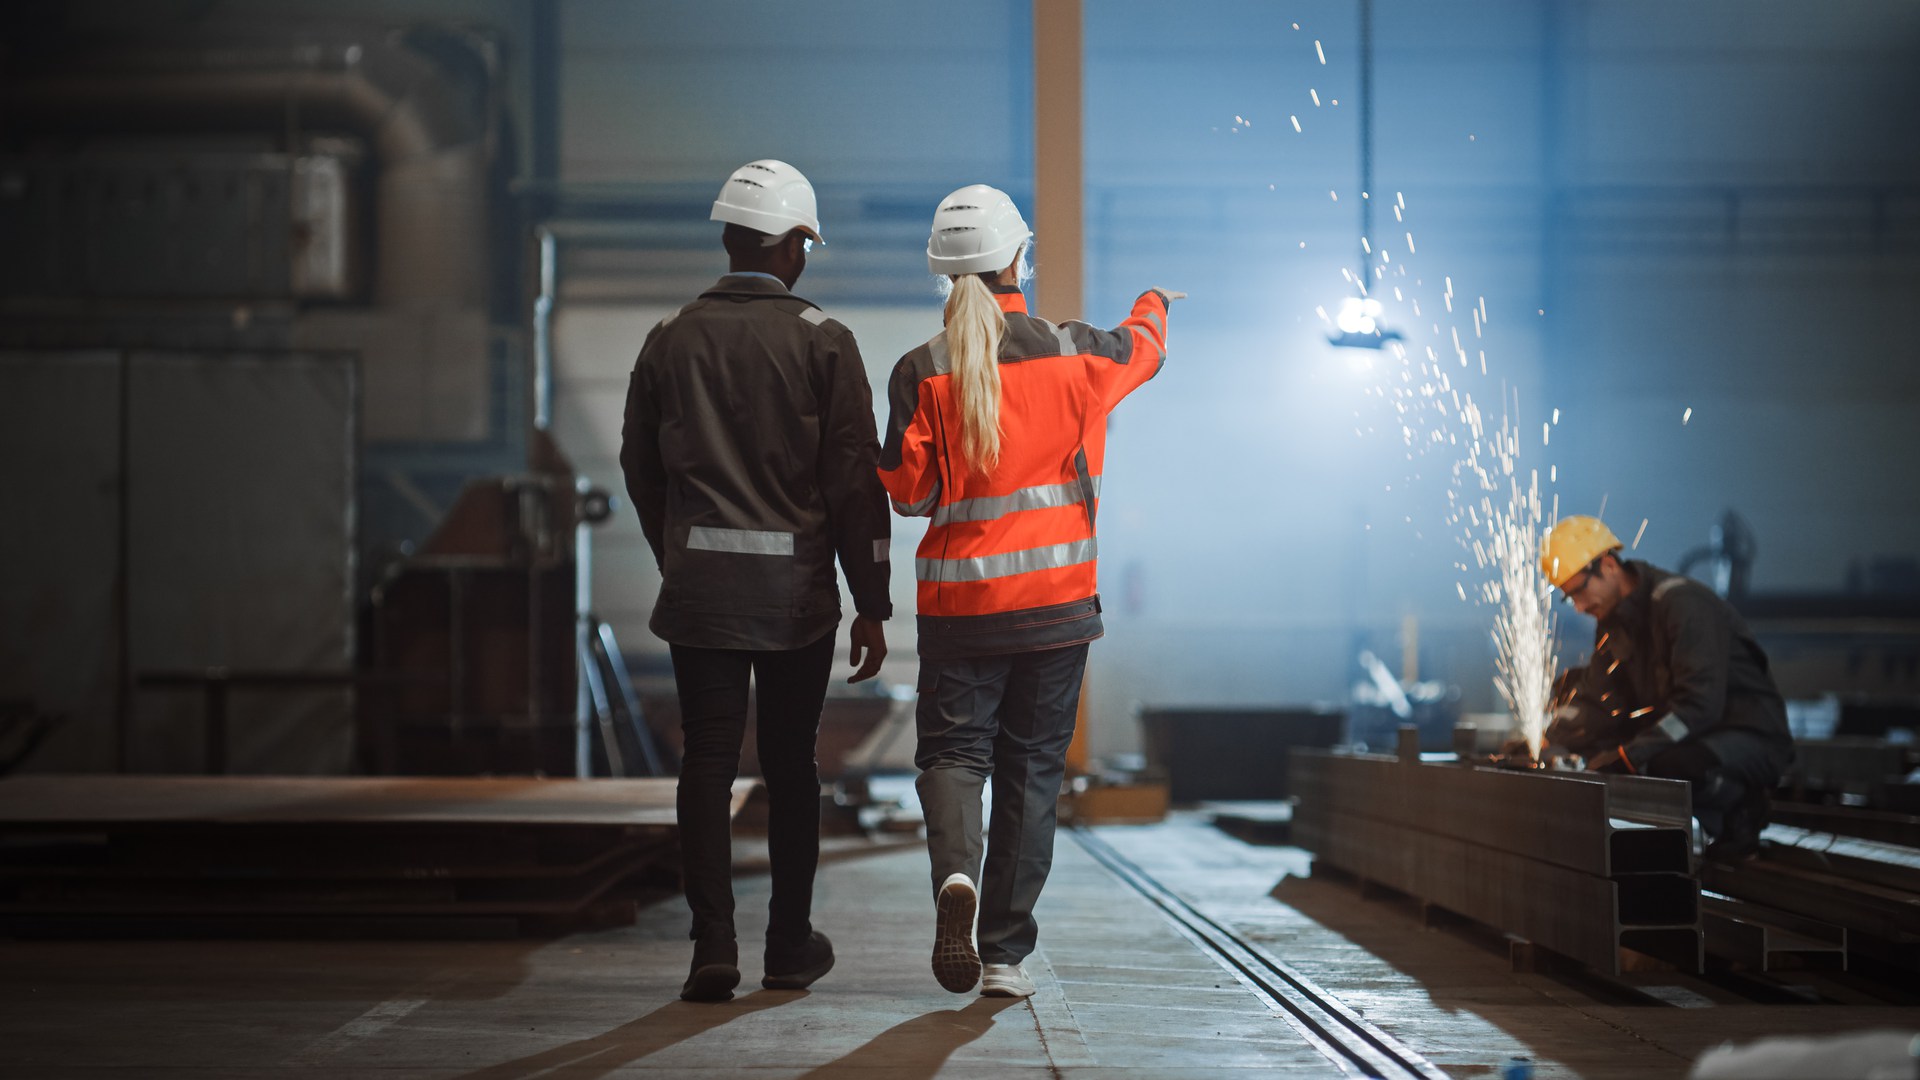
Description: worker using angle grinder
xmin=1535 ymin=515 xmax=1795 ymax=862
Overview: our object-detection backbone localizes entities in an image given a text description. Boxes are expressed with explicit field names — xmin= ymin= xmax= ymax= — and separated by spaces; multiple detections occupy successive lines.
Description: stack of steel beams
xmin=1288 ymin=750 xmax=1702 ymax=975
xmin=1701 ymin=822 xmax=1920 ymax=970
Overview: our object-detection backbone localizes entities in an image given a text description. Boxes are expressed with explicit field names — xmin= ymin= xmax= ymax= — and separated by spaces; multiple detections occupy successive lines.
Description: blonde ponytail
xmin=944 ymin=272 xmax=1005 ymax=473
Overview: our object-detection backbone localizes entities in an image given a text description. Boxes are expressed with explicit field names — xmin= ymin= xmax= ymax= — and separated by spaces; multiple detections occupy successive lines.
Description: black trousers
xmin=1643 ymin=728 xmax=1784 ymax=839
xmin=670 ymin=631 xmax=835 ymax=951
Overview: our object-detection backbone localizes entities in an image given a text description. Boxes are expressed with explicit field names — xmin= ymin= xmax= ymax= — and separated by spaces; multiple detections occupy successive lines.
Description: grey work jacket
xmin=619 ymin=274 xmax=892 ymax=650
xmin=1562 ymin=560 xmax=1793 ymax=768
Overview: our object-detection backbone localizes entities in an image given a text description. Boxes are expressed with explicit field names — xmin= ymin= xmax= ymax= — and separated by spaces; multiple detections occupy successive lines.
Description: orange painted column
xmin=1036 ymin=0 xmax=1091 ymax=775
xmin=1033 ymin=0 xmax=1083 ymax=325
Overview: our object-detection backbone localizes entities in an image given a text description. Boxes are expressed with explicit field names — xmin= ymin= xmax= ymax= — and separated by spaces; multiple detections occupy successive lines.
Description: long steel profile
xmin=1290 ymin=751 xmax=1703 ymax=975
xmin=1758 ymin=825 xmax=1920 ymax=895
xmin=1073 ymin=827 xmax=1448 ymax=1080
xmin=1700 ymin=859 xmax=1920 ymax=943
xmin=1701 ymin=894 xmax=1847 ymax=971
xmin=1293 ymin=752 xmax=1693 ymax=878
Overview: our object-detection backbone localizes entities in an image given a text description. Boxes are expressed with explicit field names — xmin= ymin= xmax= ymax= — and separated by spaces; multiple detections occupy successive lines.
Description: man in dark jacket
xmin=620 ymin=159 xmax=892 ymax=1001
xmin=1540 ymin=516 xmax=1794 ymax=862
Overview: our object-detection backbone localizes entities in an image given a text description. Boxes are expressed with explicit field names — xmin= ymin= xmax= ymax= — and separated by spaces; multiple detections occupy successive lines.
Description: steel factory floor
xmin=4 ymin=813 xmax=1916 ymax=1079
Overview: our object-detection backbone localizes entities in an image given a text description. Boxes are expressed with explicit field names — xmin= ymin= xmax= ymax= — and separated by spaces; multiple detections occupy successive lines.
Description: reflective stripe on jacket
xmin=879 ymin=285 xmax=1171 ymax=657
xmin=620 ymin=274 xmax=892 ymax=651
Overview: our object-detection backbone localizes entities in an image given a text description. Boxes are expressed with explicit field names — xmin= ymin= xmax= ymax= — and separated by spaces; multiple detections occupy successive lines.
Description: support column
xmin=1033 ymin=0 xmax=1083 ymax=323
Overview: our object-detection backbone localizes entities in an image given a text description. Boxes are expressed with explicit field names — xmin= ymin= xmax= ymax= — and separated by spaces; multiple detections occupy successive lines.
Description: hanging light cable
xmin=1330 ymin=0 xmax=1402 ymax=350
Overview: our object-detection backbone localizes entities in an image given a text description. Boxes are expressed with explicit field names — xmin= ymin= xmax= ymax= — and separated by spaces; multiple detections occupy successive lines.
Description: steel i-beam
xmin=1289 ymin=750 xmax=1703 ymax=975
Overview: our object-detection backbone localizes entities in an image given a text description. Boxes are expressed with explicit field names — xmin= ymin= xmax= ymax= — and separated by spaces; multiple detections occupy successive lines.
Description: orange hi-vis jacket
xmin=879 ymin=285 xmax=1173 ymax=658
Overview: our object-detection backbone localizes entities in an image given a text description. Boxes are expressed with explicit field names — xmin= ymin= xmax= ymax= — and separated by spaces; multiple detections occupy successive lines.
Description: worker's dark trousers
xmin=1643 ymin=729 xmax=1786 ymax=839
xmin=670 ymin=632 xmax=835 ymax=953
xmin=914 ymin=642 xmax=1088 ymax=966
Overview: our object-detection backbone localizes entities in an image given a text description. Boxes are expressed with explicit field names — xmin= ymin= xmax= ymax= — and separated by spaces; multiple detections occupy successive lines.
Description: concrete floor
xmin=3 ymin=814 xmax=1916 ymax=1078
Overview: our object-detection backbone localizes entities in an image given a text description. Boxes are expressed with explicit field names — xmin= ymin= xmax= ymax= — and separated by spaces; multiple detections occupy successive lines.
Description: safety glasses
xmin=1558 ymin=556 xmax=1607 ymax=603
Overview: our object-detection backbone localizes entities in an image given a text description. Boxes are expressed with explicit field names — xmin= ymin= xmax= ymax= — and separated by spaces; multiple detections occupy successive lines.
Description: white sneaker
xmin=981 ymin=962 xmax=1034 ymax=998
xmin=932 ymin=872 xmax=981 ymax=993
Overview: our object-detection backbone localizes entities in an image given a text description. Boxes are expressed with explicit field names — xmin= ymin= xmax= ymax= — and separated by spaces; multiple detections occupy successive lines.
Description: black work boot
xmin=1705 ymin=792 xmax=1763 ymax=864
xmin=680 ymin=938 xmax=740 ymax=1002
xmin=762 ymin=930 xmax=835 ymax=990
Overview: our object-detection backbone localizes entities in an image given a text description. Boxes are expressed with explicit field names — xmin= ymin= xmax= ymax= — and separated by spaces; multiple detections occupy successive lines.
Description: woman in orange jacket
xmin=879 ymin=183 xmax=1182 ymax=997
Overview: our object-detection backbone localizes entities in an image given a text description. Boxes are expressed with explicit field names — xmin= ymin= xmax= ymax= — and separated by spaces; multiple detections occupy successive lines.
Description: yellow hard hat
xmin=1539 ymin=515 xmax=1623 ymax=588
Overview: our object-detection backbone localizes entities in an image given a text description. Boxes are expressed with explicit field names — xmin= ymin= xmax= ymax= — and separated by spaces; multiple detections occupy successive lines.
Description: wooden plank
xmin=0 ymin=776 xmax=753 ymax=827
xmin=0 ymin=831 xmax=669 ymax=881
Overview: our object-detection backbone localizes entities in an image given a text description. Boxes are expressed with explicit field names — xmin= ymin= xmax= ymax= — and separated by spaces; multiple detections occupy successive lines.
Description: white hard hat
xmin=927 ymin=184 xmax=1031 ymax=276
xmin=710 ymin=159 xmax=823 ymax=243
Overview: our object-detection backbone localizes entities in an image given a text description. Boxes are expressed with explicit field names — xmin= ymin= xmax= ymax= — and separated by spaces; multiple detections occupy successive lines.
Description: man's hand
xmin=1587 ymin=731 xmax=1674 ymax=775
xmin=846 ymin=615 xmax=887 ymax=684
xmin=1621 ymin=730 xmax=1675 ymax=773
xmin=1543 ymin=703 xmax=1586 ymax=750
xmin=1551 ymin=666 xmax=1585 ymax=707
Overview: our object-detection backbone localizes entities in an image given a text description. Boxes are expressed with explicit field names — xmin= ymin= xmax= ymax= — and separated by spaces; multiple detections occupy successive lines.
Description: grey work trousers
xmin=913 ymin=642 xmax=1089 ymax=965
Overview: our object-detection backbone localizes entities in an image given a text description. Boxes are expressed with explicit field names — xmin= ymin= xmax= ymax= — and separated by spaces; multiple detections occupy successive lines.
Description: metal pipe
xmin=573 ymin=477 xmax=593 ymax=778
xmin=1359 ymin=0 xmax=1374 ymax=274
xmin=534 ymin=227 xmax=557 ymax=431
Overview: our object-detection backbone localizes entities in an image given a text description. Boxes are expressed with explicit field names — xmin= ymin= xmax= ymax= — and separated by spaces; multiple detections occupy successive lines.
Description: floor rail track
xmin=1071 ymin=826 xmax=1447 ymax=1080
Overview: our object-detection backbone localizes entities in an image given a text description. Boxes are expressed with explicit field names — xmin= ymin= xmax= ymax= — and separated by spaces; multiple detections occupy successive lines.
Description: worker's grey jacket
xmin=1558 ymin=560 xmax=1793 ymax=770
xmin=619 ymin=274 xmax=892 ymax=651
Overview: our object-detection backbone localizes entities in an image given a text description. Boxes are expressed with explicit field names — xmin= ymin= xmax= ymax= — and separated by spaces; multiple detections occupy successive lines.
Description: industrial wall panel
xmin=0 ymin=352 xmax=125 ymax=772
xmin=126 ymin=351 xmax=357 ymax=774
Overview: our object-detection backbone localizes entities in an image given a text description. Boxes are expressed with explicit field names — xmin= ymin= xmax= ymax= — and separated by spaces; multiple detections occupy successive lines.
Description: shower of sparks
xmin=1323 ymin=164 xmax=1576 ymax=758
xmin=1632 ymin=518 xmax=1649 ymax=549
xmin=1480 ymin=440 xmax=1557 ymax=758
xmin=1683 ymin=406 xmax=1693 ymax=425
xmin=1292 ymin=115 xmax=1302 ymax=132
xmin=1311 ymin=88 xmax=1321 ymax=106
xmin=1315 ymin=39 xmax=1326 ymax=64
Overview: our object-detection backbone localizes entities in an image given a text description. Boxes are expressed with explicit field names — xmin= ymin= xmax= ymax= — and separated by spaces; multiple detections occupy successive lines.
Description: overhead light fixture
xmin=1330 ymin=296 xmax=1402 ymax=349
xmin=1327 ymin=0 xmax=1401 ymax=351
